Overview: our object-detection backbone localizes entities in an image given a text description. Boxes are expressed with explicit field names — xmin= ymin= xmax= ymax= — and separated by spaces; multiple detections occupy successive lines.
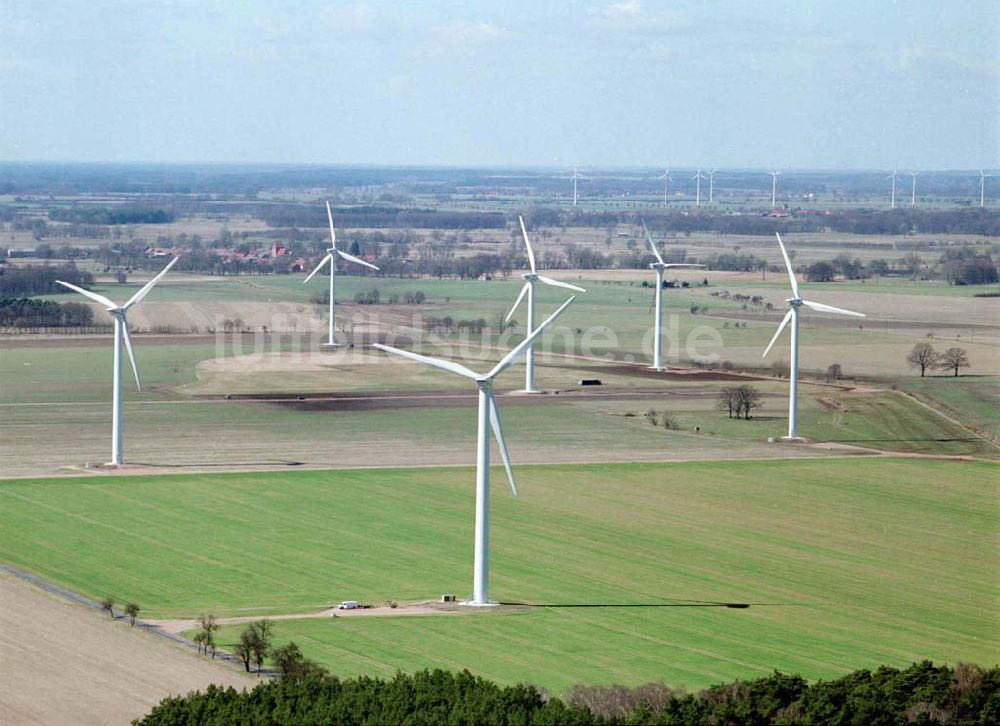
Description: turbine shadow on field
xmin=501 ymin=600 xmax=759 ymax=609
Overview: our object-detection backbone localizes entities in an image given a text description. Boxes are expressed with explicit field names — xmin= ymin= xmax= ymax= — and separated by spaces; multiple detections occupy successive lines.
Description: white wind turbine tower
xmin=909 ymin=171 xmax=919 ymax=206
xmin=887 ymin=169 xmax=898 ymax=208
xmin=571 ymin=167 xmax=586 ymax=206
xmin=770 ymin=170 xmax=781 ymax=208
xmin=56 ymin=256 xmax=179 ymax=466
xmin=691 ymin=168 xmax=706 ymax=206
xmin=506 ymin=216 xmax=585 ymax=392
xmin=762 ymin=234 xmax=865 ymax=439
xmin=374 ymin=297 xmax=575 ymax=606
xmin=304 ymin=201 xmax=379 ymax=346
xmin=979 ymin=170 xmax=993 ymax=208
xmin=657 ymin=168 xmax=672 ymax=206
xmin=707 ymin=168 xmax=718 ymax=204
xmin=642 ymin=220 xmax=705 ymax=371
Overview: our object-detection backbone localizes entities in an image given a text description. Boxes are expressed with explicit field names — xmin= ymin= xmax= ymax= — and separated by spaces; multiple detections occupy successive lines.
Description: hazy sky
xmin=1 ymin=1 xmax=996 ymax=169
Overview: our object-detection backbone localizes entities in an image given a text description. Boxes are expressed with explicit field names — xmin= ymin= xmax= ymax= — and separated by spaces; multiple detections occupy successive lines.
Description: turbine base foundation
xmin=460 ymin=600 xmax=500 ymax=608
xmin=769 ymin=436 xmax=812 ymax=444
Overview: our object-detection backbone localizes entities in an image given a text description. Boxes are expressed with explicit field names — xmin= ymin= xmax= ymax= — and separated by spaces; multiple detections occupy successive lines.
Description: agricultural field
xmin=0 ymin=459 xmax=995 ymax=692
xmin=1 ymin=166 xmax=998 ymax=717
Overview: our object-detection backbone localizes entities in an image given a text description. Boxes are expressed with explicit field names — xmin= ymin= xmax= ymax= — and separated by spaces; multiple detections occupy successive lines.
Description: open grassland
xmin=0 ymin=459 xmax=996 ymax=691
xmin=892 ymin=376 xmax=1000 ymax=441
xmin=36 ymin=269 xmax=999 ymax=378
xmin=1 ymin=348 xmax=995 ymax=479
xmin=1 ymin=331 xmax=995 ymax=479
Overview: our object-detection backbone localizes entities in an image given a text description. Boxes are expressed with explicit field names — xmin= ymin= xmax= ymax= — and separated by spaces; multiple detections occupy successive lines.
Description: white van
xmin=338 ymin=600 xmax=359 ymax=610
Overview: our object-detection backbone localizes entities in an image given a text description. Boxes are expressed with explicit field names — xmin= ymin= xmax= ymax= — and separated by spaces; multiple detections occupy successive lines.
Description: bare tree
xmin=826 ymin=363 xmax=842 ymax=381
xmin=101 ymin=596 xmax=115 ymax=618
xmin=125 ymin=602 xmax=140 ymax=626
xmin=735 ymin=385 xmax=763 ymax=420
xmin=906 ymin=343 xmax=938 ymax=377
xmin=717 ymin=388 xmax=739 ymax=418
xmin=249 ymin=620 xmax=274 ymax=674
xmin=937 ymin=347 xmax=970 ymax=377
xmin=771 ymin=359 xmax=790 ymax=378
xmin=235 ymin=633 xmax=253 ymax=672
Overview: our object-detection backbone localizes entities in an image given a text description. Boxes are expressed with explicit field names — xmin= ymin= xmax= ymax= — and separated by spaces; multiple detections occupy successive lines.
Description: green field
xmin=1 ymin=459 xmax=996 ymax=691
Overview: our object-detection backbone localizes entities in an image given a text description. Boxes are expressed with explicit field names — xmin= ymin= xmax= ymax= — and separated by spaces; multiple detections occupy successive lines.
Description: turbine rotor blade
xmin=55 ymin=280 xmax=117 ymax=309
xmin=662 ymin=263 xmax=707 ymax=269
xmin=326 ymin=201 xmax=337 ymax=249
xmin=336 ymin=248 xmax=379 ymax=271
xmin=774 ymin=233 xmax=799 ymax=298
xmin=372 ymin=343 xmax=482 ymax=381
xmin=762 ymin=308 xmax=793 ymax=358
xmin=801 ymin=299 xmax=866 ymax=318
xmin=641 ymin=219 xmax=665 ymax=265
xmin=303 ymin=254 xmax=333 ymax=284
xmin=487 ymin=296 xmax=575 ymax=380
xmin=488 ymin=389 xmax=518 ymax=497
xmin=537 ymin=275 xmax=585 ymax=292
xmin=506 ymin=282 xmax=530 ymax=323
xmin=124 ymin=256 xmax=179 ymax=309
xmin=121 ymin=315 xmax=141 ymax=390
xmin=518 ymin=216 xmax=537 ymax=274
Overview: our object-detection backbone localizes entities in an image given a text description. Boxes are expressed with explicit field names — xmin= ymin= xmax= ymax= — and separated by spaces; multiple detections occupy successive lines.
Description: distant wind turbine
xmin=691 ymin=168 xmax=707 ymax=206
xmin=56 ymin=256 xmax=179 ymax=465
xmin=374 ymin=296 xmax=576 ymax=606
xmin=887 ymin=169 xmax=898 ymax=208
xmin=909 ymin=171 xmax=919 ymax=206
xmin=642 ymin=220 xmax=705 ymax=371
xmin=980 ymin=170 xmax=993 ymax=208
xmin=770 ymin=170 xmax=781 ymax=208
xmin=304 ymin=202 xmax=379 ymax=346
xmin=707 ymin=168 xmax=718 ymax=204
xmin=506 ymin=216 xmax=585 ymax=392
xmin=762 ymin=234 xmax=865 ymax=439
xmin=657 ymin=168 xmax=671 ymax=206
xmin=571 ymin=167 xmax=586 ymax=207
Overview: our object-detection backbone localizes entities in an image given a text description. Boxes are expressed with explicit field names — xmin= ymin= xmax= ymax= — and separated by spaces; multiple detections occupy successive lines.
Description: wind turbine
xmin=887 ymin=169 xmax=898 ymax=208
xmin=506 ymin=216 xmax=585 ymax=392
xmin=980 ymin=170 xmax=993 ymax=208
xmin=56 ymin=256 xmax=179 ymax=466
xmin=909 ymin=171 xmax=919 ymax=206
xmin=571 ymin=167 xmax=586 ymax=206
xmin=642 ymin=220 xmax=705 ymax=371
xmin=691 ymin=168 xmax=706 ymax=206
xmin=762 ymin=234 xmax=865 ymax=439
xmin=304 ymin=201 xmax=379 ymax=346
xmin=373 ymin=296 xmax=575 ymax=606
xmin=770 ymin=170 xmax=781 ymax=208
xmin=657 ymin=168 xmax=671 ymax=206
xmin=707 ymin=168 xmax=718 ymax=204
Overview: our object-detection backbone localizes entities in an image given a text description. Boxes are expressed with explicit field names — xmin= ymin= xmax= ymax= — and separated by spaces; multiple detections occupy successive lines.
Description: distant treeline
xmin=135 ymin=661 xmax=999 ymax=725
xmin=257 ymin=203 xmax=507 ymax=230
xmin=50 ymin=207 xmax=175 ymax=225
xmin=0 ymin=264 xmax=93 ymax=296
xmin=578 ymin=207 xmax=1000 ymax=237
xmin=0 ymin=298 xmax=94 ymax=327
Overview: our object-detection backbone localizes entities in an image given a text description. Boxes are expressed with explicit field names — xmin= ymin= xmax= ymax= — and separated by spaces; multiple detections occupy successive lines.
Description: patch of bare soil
xmin=0 ymin=572 xmax=254 ymax=726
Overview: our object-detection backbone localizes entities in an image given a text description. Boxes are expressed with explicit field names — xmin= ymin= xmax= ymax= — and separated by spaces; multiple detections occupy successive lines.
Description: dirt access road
xmin=0 ymin=572 xmax=254 ymax=725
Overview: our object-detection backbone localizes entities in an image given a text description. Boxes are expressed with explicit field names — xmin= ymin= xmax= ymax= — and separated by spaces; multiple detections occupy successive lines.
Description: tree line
xmin=135 ymin=661 xmax=999 ymax=725
xmin=0 ymin=264 xmax=93 ymax=296
xmin=0 ymin=298 xmax=95 ymax=327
